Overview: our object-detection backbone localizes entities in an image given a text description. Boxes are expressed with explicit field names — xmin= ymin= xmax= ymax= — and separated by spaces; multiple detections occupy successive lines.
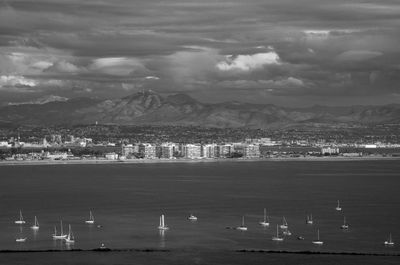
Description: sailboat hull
xmin=15 ymin=221 xmax=25 ymax=224
xmin=259 ymin=221 xmax=269 ymax=226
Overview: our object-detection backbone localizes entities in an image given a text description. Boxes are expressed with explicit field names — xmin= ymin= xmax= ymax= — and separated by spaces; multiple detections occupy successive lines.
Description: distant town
xmin=0 ymin=124 xmax=399 ymax=162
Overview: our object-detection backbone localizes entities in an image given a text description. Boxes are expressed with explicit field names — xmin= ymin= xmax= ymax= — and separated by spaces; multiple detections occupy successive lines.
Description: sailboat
xmin=188 ymin=213 xmax=198 ymax=221
xmin=236 ymin=216 xmax=248 ymax=231
xmin=272 ymin=224 xmax=284 ymax=241
xmin=158 ymin=214 xmax=169 ymax=230
xmin=30 ymin=216 xmax=39 ymax=230
xmin=16 ymin=226 xmax=27 ymax=242
xmin=52 ymin=220 xmax=67 ymax=239
xmin=341 ymin=216 xmax=349 ymax=229
xmin=306 ymin=214 xmax=313 ymax=225
xmin=384 ymin=233 xmax=394 ymax=246
xmin=312 ymin=229 xmax=324 ymax=245
xmin=259 ymin=208 xmax=270 ymax=227
xmin=85 ymin=211 xmax=95 ymax=224
xmin=279 ymin=216 xmax=288 ymax=229
xmin=64 ymin=225 xmax=75 ymax=244
xmin=15 ymin=210 xmax=26 ymax=224
xmin=335 ymin=200 xmax=342 ymax=211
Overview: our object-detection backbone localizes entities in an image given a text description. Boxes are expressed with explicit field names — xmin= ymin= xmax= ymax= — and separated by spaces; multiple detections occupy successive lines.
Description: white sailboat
xmin=30 ymin=216 xmax=39 ymax=230
xmin=312 ymin=229 xmax=324 ymax=245
xmin=272 ymin=224 xmax=284 ymax=241
xmin=306 ymin=214 xmax=313 ymax=225
xmin=16 ymin=226 xmax=27 ymax=242
xmin=15 ymin=210 xmax=26 ymax=224
xmin=85 ymin=211 xmax=95 ymax=224
xmin=335 ymin=200 xmax=342 ymax=211
xmin=341 ymin=216 xmax=349 ymax=229
xmin=279 ymin=216 xmax=288 ymax=229
xmin=259 ymin=208 xmax=270 ymax=227
xmin=384 ymin=233 xmax=394 ymax=246
xmin=158 ymin=214 xmax=169 ymax=230
xmin=236 ymin=216 xmax=248 ymax=231
xmin=52 ymin=220 xmax=67 ymax=239
xmin=188 ymin=214 xmax=198 ymax=221
xmin=64 ymin=225 xmax=75 ymax=244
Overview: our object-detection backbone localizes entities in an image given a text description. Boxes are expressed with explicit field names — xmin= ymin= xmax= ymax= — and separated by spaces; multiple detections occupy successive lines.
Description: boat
xmin=188 ymin=214 xmax=198 ymax=221
xmin=259 ymin=208 xmax=270 ymax=227
xmin=85 ymin=211 xmax=95 ymax=224
xmin=15 ymin=210 xmax=26 ymax=224
xmin=282 ymin=229 xmax=292 ymax=236
xmin=52 ymin=220 xmax=67 ymax=239
xmin=335 ymin=200 xmax=342 ymax=211
xmin=306 ymin=214 xmax=313 ymax=225
xmin=312 ymin=229 xmax=324 ymax=245
xmin=236 ymin=216 xmax=248 ymax=231
xmin=279 ymin=216 xmax=288 ymax=229
xmin=297 ymin=236 xmax=305 ymax=240
xmin=16 ymin=226 xmax=26 ymax=242
xmin=64 ymin=225 xmax=75 ymax=244
xmin=341 ymin=216 xmax=349 ymax=229
xmin=272 ymin=224 xmax=284 ymax=241
xmin=30 ymin=216 xmax=39 ymax=230
xmin=158 ymin=214 xmax=169 ymax=230
xmin=384 ymin=233 xmax=394 ymax=246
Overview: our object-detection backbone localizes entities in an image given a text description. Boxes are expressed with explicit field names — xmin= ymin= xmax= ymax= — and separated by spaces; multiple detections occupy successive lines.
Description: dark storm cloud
xmin=1 ymin=0 xmax=400 ymax=106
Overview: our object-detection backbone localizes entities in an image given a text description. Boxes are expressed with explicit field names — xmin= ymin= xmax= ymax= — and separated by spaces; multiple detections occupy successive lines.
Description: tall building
xmin=243 ymin=144 xmax=260 ymax=158
xmin=160 ymin=143 xmax=178 ymax=159
xmin=139 ymin=143 xmax=156 ymax=159
xmin=202 ymin=144 xmax=217 ymax=158
xmin=182 ymin=144 xmax=202 ymax=159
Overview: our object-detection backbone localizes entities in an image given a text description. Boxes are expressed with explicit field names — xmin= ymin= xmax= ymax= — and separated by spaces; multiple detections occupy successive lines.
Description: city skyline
xmin=1 ymin=0 xmax=400 ymax=107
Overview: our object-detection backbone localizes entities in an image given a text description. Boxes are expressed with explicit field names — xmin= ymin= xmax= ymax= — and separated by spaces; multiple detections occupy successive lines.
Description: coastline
xmin=0 ymin=155 xmax=399 ymax=166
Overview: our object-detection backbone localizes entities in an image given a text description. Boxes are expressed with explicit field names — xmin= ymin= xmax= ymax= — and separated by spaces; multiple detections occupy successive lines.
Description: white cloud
xmin=216 ymin=52 xmax=280 ymax=72
xmin=89 ymin=57 xmax=148 ymax=76
xmin=0 ymin=75 xmax=36 ymax=88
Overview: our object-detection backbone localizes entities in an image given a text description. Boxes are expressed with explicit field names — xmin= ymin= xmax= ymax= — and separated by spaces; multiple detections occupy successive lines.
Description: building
xmin=243 ymin=144 xmax=260 ymax=158
xmin=202 ymin=144 xmax=217 ymax=158
xmin=122 ymin=144 xmax=139 ymax=157
xmin=139 ymin=143 xmax=156 ymax=159
xmin=105 ymin=152 xmax=119 ymax=160
xmin=182 ymin=144 xmax=202 ymax=159
xmin=217 ymin=144 xmax=233 ymax=157
xmin=321 ymin=147 xmax=340 ymax=155
xmin=160 ymin=143 xmax=178 ymax=159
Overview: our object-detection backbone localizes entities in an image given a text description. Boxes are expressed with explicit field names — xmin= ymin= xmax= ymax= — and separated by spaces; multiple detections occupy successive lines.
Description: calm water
xmin=0 ymin=160 xmax=399 ymax=254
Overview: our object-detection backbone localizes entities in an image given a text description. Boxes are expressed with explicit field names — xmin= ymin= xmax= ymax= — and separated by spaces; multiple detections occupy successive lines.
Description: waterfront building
xmin=122 ymin=144 xmax=138 ymax=156
xmin=182 ymin=144 xmax=202 ymax=159
xmin=139 ymin=143 xmax=156 ymax=159
xmin=202 ymin=144 xmax=217 ymax=158
xmin=217 ymin=144 xmax=233 ymax=158
xmin=243 ymin=144 xmax=260 ymax=158
xmin=105 ymin=152 xmax=119 ymax=160
xmin=321 ymin=147 xmax=340 ymax=155
xmin=160 ymin=143 xmax=178 ymax=159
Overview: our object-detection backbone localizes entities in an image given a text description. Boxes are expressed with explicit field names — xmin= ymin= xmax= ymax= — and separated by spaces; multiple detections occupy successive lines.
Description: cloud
xmin=0 ymin=75 xmax=37 ymax=89
xmin=45 ymin=60 xmax=81 ymax=73
xmin=218 ymin=77 xmax=305 ymax=90
xmin=336 ymin=50 xmax=383 ymax=62
xmin=88 ymin=57 xmax=149 ymax=76
xmin=216 ymin=52 xmax=280 ymax=72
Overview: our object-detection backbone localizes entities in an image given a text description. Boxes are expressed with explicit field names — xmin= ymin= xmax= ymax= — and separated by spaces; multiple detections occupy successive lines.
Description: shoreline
xmin=0 ymin=155 xmax=399 ymax=166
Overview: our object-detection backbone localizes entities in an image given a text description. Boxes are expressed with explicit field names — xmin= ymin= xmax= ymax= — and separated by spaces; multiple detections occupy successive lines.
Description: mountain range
xmin=0 ymin=91 xmax=399 ymax=128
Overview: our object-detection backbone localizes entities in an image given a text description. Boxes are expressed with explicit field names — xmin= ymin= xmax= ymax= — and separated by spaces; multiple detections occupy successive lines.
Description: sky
xmin=0 ymin=0 xmax=400 ymax=107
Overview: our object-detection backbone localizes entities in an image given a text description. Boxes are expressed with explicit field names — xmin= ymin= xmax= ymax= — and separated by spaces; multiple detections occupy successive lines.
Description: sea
xmin=0 ymin=160 xmax=399 ymax=264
